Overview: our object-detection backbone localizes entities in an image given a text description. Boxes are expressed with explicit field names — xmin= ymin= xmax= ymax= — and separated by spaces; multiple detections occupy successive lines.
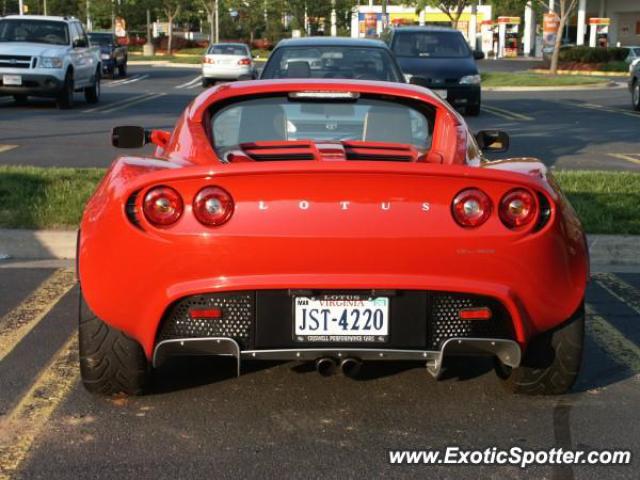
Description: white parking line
xmin=104 ymin=74 xmax=149 ymax=87
xmin=83 ymin=92 xmax=158 ymax=113
xmin=99 ymin=92 xmax=167 ymax=113
xmin=175 ymin=76 xmax=202 ymax=89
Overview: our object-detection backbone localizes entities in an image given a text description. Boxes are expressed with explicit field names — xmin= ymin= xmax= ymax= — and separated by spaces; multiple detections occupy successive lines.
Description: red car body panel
xmin=78 ymin=80 xmax=589 ymax=359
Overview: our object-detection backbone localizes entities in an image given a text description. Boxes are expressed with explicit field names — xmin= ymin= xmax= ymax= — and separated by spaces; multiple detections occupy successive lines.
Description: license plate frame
xmin=293 ymin=294 xmax=389 ymax=343
xmin=3 ymin=75 xmax=22 ymax=86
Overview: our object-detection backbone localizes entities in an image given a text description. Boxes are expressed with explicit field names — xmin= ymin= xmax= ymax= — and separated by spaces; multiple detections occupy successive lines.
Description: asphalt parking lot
xmin=0 ymin=263 xmax=638 ymax=479
xmin=0 ymin=64 xmax=639 ymax=170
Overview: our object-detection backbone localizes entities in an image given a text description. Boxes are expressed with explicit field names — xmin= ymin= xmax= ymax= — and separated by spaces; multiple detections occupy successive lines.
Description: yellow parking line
xmin=0 ymin=334 xmax=78 ymax=479
xmin=569 ymin=102 xmax=640 ymax=119
xmin=0 ymin=269 xmax=75 ymax=362
xmin=607 ymin=153 xmax=640 ymax=166
xmin=586 ymin=304 xmax=640 ymax=373
xmin=593 ymin=272 xmax=640 ymax=316
xmin=0 ymin=145 xmax=18 ymax=154
xmin=482 ymin=104 xmax=534 ymax=121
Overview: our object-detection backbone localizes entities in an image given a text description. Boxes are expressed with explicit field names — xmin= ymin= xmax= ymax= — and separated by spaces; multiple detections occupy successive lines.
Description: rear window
xmin=210 ymin=95 xmax=433 ymax=158
xmin=208 ymin=44 xmax=248 ymax=56
xmin=261 ymin=46 xmax=403 ymax=82
xmin=392 ymin=31 xmax=471 ymax=59
xmin=0 ymin=19 xmax=69 ymax=46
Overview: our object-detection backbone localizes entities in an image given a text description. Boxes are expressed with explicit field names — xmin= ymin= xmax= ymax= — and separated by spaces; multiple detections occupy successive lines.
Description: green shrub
xmin=559 ymin=46 xmax=629 ymax=63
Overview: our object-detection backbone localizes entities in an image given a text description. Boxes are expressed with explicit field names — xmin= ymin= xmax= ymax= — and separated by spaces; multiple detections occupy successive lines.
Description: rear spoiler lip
xmin=113 ymin=156 xmax=556 ymax=200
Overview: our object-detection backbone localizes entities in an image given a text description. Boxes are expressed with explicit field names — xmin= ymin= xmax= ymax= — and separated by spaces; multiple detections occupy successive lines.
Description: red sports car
xmin=77 ymin=79 xmax=589 ymax=396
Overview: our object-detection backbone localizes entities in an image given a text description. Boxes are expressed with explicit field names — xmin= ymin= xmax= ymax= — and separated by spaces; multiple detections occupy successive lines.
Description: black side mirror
xmin=475 ymin=130 xmax=509 ymax=153
xmin=473 ymin=50 xmax=485 ymax=60
xmin=73 ymin=38 xmax=87 ymax=48
xmin=112 ymin=126 xmax=148 ymax=148
xmin=409 ymin=75 xmax=428 ymax=86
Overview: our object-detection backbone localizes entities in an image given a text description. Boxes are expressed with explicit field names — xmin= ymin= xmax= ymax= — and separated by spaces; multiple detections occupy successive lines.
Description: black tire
xmin=13 ymin=94 xmax=28 ymax=105
xmin=79 ymin=291 xmax=149 ymax=395
xmin=56 ymin=70 xmax=74 ymax=109
xmin=496 ymin=302 xmax=584 ymax=395
xmin=84 ymin=69 xmax=100 ymax=104
xmin=118 ymin=61 xmax=127 ymax=78
xmin=466 ymin=104 xmax=481 ymax=116
xmin=632 ymin=80 xmax=640 ymax=112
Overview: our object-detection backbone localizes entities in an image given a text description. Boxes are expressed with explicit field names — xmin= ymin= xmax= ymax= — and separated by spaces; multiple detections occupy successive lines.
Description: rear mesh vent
xmin=158 ymin=293 xmax=254 ymax=348
xmin=429 ymin=293 xmax=513 ymax=349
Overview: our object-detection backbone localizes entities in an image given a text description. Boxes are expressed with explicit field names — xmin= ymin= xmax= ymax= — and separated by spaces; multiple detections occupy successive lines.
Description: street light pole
xmin=18 ymin=0 xmax=24 ymax=15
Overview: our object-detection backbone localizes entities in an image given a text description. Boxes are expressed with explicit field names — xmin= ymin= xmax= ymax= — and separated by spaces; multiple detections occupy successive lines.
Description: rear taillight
xmin=203 ymin=57 xmax=214 ymax=64
xmin=499 ymin=188 xmax=538 ymax=229
xmin=237 ymin=57 xmax=251 ymax=65
xmin=452 ymin=188 xmax=492 ymax=228
xmin=193 ymin=186 xmax=234 ymax=226
xmin=143 ymin=186 xmax=183 ymax=226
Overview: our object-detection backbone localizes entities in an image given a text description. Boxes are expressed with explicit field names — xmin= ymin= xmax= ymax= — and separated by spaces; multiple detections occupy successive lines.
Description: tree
xmin=162 ymin=0 xmax=181 ymax=55
xmin=201 ymin=0 xmax=218 ymax=43
xmin=411 ymin=0 xmax=471 ymax=29
xmin=547 ymin=0 xmax=577 ymax=74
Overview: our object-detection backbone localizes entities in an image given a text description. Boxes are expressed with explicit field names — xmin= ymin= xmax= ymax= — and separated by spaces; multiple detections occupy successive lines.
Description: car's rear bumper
xmin=443 ymin=85 xmax=481 ymax=108
xmin=0 ymin=73 xmax=63 ymax=96
xmin=202 ymin=64 xmax=253 ymax=79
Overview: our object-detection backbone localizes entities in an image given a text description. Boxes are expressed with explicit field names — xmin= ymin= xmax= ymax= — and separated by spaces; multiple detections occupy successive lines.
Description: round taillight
xmin=452 ymin=188 xmax=492 ymax=227
xmin=193 ymin=186 xmax=234 ymax=226
xmin=142 ymin=186 xmax=183 ymax=226
xmin=499 ymin=189 xmax=538 ymax=229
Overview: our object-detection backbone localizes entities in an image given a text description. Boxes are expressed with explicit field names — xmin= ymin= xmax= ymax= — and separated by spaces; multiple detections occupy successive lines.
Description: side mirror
xmin=475 ymin=130 xmax=509 ymax=153
xmin=473 ymin=50 xmax=485 ymax=60
xmin=112 ymin=126 xmax=147 ymax=148
xmin=409 ymin=75 xmax=428 ymax=86
xmin=73 ymin=38 xmax=87 ymax=48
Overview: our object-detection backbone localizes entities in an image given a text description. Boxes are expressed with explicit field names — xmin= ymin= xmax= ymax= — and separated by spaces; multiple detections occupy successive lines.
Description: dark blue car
xmin=387 ymin=27 xmax=484 ymax=116
xmin=88 ymin=32 xmax=128 ymax=78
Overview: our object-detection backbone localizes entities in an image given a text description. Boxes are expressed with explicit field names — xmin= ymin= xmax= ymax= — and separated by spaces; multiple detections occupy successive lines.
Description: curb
xmin=530 ymin=68 xmax=627 ymax=77
xmin=484 ymin=81 xmax=623 ymax=92
xmin=1 ymin=230 xmax=638 ymax=267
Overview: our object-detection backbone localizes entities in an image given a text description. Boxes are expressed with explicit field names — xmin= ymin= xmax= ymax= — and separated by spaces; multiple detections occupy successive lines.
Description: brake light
xmin=237 ymin=57 xmax=251 ymax=65
xmin=459 ymin=307 xmax=492 ymax=320
xmin=451 ymin=188 xmax=492 ymax=227
xmin=203 ymin=57 xmax=215 ymax=64
xmin=142 ymin=186 xmax=183 ymax=226
xmin=193 ymin=186 xmax=234 ymax=226
xmin=499 ymin=188 xmax=538 ymax=229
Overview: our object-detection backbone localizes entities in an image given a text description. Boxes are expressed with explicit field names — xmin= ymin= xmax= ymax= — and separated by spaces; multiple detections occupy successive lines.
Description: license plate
xmin=294 ymin=295 xmax=389 ymax=343
xmin=3 ymin=75 xmax=22 ymax=86
xmin=433 ymin=89 xmax=447 ymax=98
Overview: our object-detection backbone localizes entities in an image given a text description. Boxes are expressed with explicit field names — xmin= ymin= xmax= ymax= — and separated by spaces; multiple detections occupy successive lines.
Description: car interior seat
xmin=362 ymin=106 xmax=415 ymax=144
xmin=285 ymin=61 xmax=311 ymax=78
xmin=237 ymin=104 xmax=288 ymax=143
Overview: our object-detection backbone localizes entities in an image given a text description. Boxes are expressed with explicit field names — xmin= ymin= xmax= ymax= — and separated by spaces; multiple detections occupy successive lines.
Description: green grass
xmin=553 ymin=171 xmax=640 ymax=235
xmin=0 ymin=167 xmax=105 ymax=229
xmin=0 ymin=167 xmax=638 ymax=234
xmin=482 ymin=72 xmax=608 ymax=87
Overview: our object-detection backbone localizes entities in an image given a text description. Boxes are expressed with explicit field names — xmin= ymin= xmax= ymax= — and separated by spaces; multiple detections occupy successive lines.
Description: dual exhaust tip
xmin=315 ymin=357 xmax=361 ymax=378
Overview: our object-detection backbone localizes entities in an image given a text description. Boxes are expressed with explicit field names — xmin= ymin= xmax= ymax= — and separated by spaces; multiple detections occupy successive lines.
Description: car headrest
xmin=363 ymin=106 xmax=414 ymax=144
xmin=238 ymin=104 xmax=287 ymax=143
xmin=286 ymin=61 xmax=311 ymax=78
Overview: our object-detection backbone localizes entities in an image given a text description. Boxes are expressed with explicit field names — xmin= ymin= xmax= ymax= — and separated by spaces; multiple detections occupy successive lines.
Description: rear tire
xmin=79 ymin=292 xmax=149 ymax=395
xmin=496 ymin=302 xmax=584 ymax=395
xmin=84 ymin=69 xmax=100 ymax=104
xmin=202 ymin=77 xmax=212 ymax=88
xmin=466 ymin=104 xmax=481 ymax=116
xmin=56 ymin=70 xmax=74 ymax=109
xmin=632 ymin=80 xmax=640 ymax=111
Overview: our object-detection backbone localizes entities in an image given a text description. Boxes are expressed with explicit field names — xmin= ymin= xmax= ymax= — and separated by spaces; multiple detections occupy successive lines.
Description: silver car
xmin=201 ymin=43 xmax=256 ymax=87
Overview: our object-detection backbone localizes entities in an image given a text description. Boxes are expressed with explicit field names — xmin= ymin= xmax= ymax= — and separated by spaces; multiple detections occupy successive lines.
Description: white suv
xmin=0 ymin=15 xmax=101 ymax=108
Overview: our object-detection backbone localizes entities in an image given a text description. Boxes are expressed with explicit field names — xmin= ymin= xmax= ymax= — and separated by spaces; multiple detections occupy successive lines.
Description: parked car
xmin=387 ymin=26 xmax=484 ymax=116
xmin=0 ymin=15 xmax=101 ymax=108
xmin=78 ymin=79 xmax=588 ymax=396
xmin=260 ymin=37 xmax=405 ymax=82
xmin=88 ymin=31 xmax=127 ymax=78
xmin=630 ymin=60 xmax=640 ymax=111
xmin=624 ymin=46 xmax=640 ymax=65
xmin=201 ymin=43 xmax=256 ymax=87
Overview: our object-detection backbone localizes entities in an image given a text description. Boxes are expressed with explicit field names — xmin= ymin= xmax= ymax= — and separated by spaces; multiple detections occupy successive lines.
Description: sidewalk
xmin=0 ymin=229 xmax=637 ymax=271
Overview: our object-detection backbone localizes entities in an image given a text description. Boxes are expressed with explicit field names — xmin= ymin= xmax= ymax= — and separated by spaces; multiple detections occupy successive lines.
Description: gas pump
xmin=498 ymin=16 xmax=521 ymax=58
xmin=588 ymin=18 xmax=610 ymax=48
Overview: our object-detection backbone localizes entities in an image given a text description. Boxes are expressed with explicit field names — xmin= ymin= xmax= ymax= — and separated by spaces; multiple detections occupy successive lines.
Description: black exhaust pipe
xmin=340 ymin=358 xmax=362 ymax=378
xmin=315 ymin=357 xmax=337 ymax=377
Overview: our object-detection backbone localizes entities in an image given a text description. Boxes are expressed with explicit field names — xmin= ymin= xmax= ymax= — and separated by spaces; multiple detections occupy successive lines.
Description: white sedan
xmin=202 ymin=43 xmax=257 ymax=87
